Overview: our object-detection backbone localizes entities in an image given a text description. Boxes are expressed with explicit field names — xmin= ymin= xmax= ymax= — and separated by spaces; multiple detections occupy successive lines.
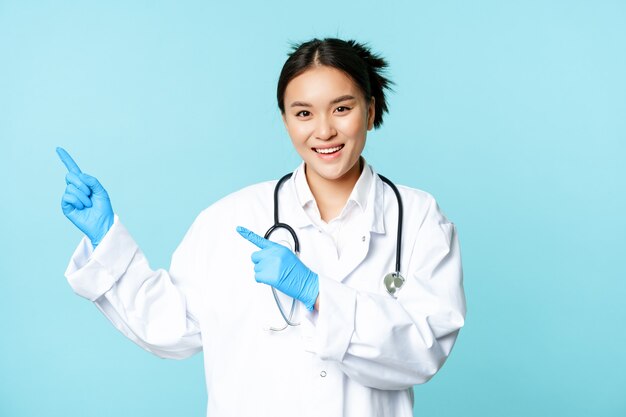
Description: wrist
xmin=303 ymin=271 xmax=319 ymax=311
xmin=90 ymin=214 xmax=114 ymax=247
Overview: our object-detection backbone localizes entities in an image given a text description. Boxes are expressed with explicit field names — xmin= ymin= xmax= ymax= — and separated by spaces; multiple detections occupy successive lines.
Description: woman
xmin=58 ymin=38 xmax=466 ymax=417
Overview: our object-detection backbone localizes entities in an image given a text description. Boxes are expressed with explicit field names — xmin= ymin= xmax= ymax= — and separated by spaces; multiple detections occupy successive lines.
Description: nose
xmin=314 ymin=116 xmax=337 ymax=141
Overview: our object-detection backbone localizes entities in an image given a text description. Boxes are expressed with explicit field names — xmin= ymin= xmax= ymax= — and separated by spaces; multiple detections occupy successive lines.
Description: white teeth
xmin=315 ymin=145 xmax=343 ymax=154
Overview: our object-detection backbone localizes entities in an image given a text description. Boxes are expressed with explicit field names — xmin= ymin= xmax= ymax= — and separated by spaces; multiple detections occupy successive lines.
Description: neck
xmin=305 ymin=158 xmax=363 ymax=222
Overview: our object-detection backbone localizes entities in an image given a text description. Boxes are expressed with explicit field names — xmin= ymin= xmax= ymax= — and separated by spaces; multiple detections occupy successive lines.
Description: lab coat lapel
xmin=333 ymin=174 xmax=386 ymax=283
xmin=280 ymin=166 xmax=388 ymax=283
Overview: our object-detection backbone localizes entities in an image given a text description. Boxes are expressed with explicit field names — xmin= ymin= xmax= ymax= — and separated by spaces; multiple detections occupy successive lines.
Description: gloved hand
xmin=237 ymin=226 xmax=319 ymax=311
xmin=56 ymin=147 xmax=114 ymax=247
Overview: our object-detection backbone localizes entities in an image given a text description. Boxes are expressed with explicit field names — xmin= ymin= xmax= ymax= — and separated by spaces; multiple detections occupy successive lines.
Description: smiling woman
xmin=278 ymin=38 xmax=392 ymax=221
xmin=58 ymin=37 xmax=466 ymax=417
xmin=283 ymin=66 xmax=374 ymax=221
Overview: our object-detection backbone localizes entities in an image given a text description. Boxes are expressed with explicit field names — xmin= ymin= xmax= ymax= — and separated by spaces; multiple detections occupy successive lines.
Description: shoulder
xmin=404 ymin=184 xmax=452 ymax=224
xmin=208 ymin=180 xmax=277 ymax=210
xmin=174 ymin=180 xmax=278 ymax=248
xmin=195 ymin=180 xmax=277 ymax=224
xmin=395 ymin=184 xmax=437 ymax=211
xmin=374 ymin=174 xmax=452 ymax=226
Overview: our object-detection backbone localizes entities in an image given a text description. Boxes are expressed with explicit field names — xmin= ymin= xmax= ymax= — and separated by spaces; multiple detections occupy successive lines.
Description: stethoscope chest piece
xmin=384 ymin=272 xmax=405 ymax=297
xmin=267 ymin=171 xmax=406 ymax=326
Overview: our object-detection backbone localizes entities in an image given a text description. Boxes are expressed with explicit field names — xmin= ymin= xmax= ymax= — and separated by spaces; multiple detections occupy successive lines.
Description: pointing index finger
xmin=236 ymin=226 xmax=272 ymax=249
xmin=56 ymin=147 xmax=82 ymax=174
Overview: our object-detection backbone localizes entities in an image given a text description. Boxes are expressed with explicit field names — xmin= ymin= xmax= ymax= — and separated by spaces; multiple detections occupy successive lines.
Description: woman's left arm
xmin=313 ymin=197 xmax=466 ymax=390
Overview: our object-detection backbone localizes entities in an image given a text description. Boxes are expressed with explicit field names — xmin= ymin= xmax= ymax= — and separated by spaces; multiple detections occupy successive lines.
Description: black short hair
xmin=277 ymin=38 xmax=393 ymax=129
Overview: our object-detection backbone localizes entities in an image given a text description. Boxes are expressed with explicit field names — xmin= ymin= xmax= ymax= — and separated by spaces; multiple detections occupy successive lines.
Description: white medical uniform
xmin=65 ymin=161 xmax=466 ymax=417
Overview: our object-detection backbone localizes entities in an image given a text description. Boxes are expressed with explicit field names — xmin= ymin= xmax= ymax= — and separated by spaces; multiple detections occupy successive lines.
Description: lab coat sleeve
xmin=65 ymin=216 xmax=203 ymax=360
xmin=314 ymin=197 xmax=466 ymax=390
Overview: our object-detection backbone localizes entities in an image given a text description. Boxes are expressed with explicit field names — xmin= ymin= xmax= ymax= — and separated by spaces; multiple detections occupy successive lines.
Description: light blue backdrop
xmin=1 ymin=1 xmax=624 ymax=416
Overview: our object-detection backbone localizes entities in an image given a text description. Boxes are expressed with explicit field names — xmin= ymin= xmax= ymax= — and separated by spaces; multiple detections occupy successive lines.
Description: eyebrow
xmin=289 ymin=94 xmax=357 ymax=108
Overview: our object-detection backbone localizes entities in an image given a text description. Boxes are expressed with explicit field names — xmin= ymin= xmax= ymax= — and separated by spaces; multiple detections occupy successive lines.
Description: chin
xmin=316 ymin=165 xmax=354 ymax=181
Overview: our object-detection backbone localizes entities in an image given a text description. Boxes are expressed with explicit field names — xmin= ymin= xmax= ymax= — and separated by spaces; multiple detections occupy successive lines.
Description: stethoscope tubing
xmin=376 ymin=174 xmax=403 ymax=275
xmin=264 ymin=171 xmax=404 ymax=330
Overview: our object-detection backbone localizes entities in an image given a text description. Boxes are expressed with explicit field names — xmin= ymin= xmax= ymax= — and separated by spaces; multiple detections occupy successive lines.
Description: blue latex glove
xmin=57 ymin=147 xmax=114 ymax=247
xmin=237 ymin=226 xmax=319 ymax=311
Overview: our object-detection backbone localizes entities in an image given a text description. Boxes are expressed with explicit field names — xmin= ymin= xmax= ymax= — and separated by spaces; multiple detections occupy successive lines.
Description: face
xmin=282 ymin=65 xmax=375 ymax=185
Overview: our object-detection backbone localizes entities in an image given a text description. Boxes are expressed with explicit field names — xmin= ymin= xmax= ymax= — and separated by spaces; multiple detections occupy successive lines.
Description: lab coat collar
xmin=293 ymin=162 xmax=315 ymax=209
xmin=288 ymin=160 xmax=385 ymax=234
xmin=293 ymin=159 xmax=372 ymax=211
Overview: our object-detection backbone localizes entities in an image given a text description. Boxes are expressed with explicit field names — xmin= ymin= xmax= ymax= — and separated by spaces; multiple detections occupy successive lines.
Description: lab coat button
xmin=320 ymin=371 xmax=327 ymax=378
xmin=361 ymin=236 xmax=366 ymax=242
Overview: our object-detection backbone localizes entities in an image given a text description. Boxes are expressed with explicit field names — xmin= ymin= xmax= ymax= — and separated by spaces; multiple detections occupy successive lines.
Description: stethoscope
xmin=264 ymin=171 xmax=405 ymax=331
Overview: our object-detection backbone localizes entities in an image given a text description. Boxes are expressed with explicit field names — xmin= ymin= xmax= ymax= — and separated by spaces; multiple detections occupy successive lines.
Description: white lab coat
xmin=65 ymin=162 xmax=466 ymax=417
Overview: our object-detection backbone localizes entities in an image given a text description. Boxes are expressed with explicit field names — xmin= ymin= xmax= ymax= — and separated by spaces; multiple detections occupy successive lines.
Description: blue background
xmin=1 ymin=1 xmax=625 ymax=416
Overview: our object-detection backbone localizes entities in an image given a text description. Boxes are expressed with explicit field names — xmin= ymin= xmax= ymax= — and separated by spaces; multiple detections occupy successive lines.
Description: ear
xmin=367 ymin=96 xmax=376 ymax=130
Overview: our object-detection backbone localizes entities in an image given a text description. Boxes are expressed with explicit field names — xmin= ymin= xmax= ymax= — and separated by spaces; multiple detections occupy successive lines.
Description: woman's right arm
xmin=65 ymin=219 xmax=203 ymax=359
xmin=58 ymin=148 xmax=202 ymax=359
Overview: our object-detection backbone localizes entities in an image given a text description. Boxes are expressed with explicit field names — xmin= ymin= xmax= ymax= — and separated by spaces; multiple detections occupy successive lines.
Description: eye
xmin=296 ymin=110 xmax=311 ymax=117
xmin=335 ymin=106 xmax=352 ymax=113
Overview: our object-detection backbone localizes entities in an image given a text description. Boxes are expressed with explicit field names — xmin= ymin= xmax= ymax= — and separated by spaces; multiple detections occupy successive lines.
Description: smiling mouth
xmin=313 ymin=145 xmax=344 ymax=154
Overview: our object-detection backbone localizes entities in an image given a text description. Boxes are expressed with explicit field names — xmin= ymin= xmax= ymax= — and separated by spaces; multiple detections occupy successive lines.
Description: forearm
xmin=65 ymin=219 xmax=203 ymax=358
xmin=313 ymin=219 xmax=465 ymax=389
xmin=314 ymin=276 xmax=464 ymax=390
